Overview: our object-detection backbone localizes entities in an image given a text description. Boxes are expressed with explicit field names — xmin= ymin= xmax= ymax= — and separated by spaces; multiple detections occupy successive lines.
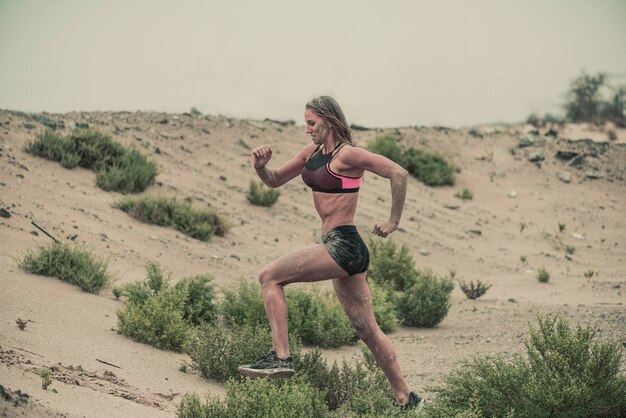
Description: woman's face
xmin=304 ymin=109 xmax=330 ymax=144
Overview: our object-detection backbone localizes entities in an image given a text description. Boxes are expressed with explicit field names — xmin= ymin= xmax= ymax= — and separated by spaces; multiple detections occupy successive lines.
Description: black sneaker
xmin=238 ymin=351 xmax=295 ymax=379
xmin=400 ymin=391 xmax=424 ymax=411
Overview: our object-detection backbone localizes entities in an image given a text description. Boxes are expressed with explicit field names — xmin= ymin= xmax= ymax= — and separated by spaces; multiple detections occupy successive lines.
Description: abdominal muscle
xmin=312 ymin=192 xmax=359 ymax=234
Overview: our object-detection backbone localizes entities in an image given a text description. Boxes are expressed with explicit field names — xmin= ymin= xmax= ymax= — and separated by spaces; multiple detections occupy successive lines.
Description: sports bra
xmin=301 ymin=143 xmax=363 ymax=193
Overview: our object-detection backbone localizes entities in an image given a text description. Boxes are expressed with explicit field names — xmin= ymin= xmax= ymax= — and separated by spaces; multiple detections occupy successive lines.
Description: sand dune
xmin=1 ymin=109 xmax=624 ymax=417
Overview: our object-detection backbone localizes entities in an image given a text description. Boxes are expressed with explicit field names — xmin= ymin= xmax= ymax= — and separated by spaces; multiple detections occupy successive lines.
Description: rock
xmin=571 ymin=233 xmax=585 ymax=240
xmin=508 ymin=190 xmax=517 ymax=198
xmin=517 ymin=136 xmax=536 ymax=148
xmin=557 ymin=170 xmax=571 ymax=183
xmin=0 ymin=208 xmax=11 ymax=218
xmin=555 ymin=150 xmax=579 ymax=161
xmin=419 ymin=249 xmax=430 ymax=256
xmin=528 ymin=152 xmax=545 ymax=162
xmin=545 ymin=129 xmax=559 ymax=137
xmin=584 ymin=170 xmax=604 ymax=180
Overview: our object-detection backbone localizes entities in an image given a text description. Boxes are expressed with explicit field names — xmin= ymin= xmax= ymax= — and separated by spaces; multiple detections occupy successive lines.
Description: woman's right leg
xmin=258 ymin=244 xmax=348 ymax=359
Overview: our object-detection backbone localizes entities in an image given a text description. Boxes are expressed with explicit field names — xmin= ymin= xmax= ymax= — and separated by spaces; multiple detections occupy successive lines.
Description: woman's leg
xmin=332 ymin=273 xmax=411 ymax=405
xmin=258 ymin=244 xmax=348 ymax=359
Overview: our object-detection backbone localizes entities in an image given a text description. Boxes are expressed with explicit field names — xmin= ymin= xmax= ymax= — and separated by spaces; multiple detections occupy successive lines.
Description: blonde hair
xmin=306 ymin=96 xmax=354 ymax=146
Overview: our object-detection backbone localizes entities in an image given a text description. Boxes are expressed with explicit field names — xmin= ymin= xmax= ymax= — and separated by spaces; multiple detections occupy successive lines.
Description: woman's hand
xmin=252 ymin=145 xmax=273 ymax=169
xmin=372 ymin=221 xmax=399 ymax=238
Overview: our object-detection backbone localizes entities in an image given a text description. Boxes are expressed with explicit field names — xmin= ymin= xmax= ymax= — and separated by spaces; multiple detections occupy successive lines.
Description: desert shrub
xmin=246 ymin=180 xmax=280 ymax=207
xmin=96 ymin=149 xmax=158 ymax=194
xmin=185 ymin=322 xmax=302 ymax=383
xmin=179 ymin=347 xmax=418 ymax=418
xmin=287 ymin=287 xmax=357 ymax=348
xmin=117 ymin=287 xmax=190 ymax=351
xmin=395 ymin=269 xmax=454 ymax=327
xmin=368 ymin=238 xmax=418 ymax=292
xmin=221 ymin=281 xmax=358 ymax=348
xmin=115 ymin=195 xmax=227 ymax=240
xmin=178 ymin=377 xmax=327 ymax=418
xmin=368 ymin=280 xmax=398 ymax=333
xmin=459 ymin=279 xmax=492 ymax=300
xmin=220 ymin=279 xmax=268 ymax=327
xmin=401 ymin=147 xmax=455 ymax=186
xmin=367 ymin=135 xmax=404 ymax=164
xmin=455 ymin=188 xmax=473 ymax=201
xmin=174 ymin=275 xmax=218 ymax=326
xmin=537 ymin=267 xmax=550 ymax=283
xmin=25 ymin=129 xmax=156 ymax=193
xmin=116 ymin=263 xmax=217 ymax=351
xmin=425 ymin=314 xmax=626 ymax=417
xmin=18 ymin=242 xmax=110 ymax=293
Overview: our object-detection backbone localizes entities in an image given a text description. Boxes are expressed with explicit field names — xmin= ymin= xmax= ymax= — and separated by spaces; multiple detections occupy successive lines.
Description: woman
xmin=239 ymin=96 xmax=423 ymax=409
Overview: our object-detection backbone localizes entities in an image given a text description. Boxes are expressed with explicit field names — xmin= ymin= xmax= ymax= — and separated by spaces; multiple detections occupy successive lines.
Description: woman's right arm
xmin=252 ymin=144 xmax=315 ymax=188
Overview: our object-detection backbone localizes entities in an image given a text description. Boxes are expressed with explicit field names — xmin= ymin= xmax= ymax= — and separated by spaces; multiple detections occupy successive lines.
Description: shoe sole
xmin=237 ymin=366 xmax=295 ymax=379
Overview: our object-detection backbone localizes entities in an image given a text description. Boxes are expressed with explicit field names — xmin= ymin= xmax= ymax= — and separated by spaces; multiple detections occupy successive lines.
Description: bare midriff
xmin=313 ymin=191 xmax=359 ymax=235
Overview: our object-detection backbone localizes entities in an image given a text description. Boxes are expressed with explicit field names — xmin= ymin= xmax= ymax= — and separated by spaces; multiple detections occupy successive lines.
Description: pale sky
xmin=1 ymin=0 xmax=625 ymax=127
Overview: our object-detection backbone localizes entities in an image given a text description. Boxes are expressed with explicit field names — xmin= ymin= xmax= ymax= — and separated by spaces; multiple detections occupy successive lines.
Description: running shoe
xmin=238 ymin=351 xmax=295 ymax=378
xmin=400 ymin=391 xmax=425 ymax=411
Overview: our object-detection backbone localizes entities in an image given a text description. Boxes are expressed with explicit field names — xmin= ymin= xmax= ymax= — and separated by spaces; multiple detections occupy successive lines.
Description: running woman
xmin=239 ymin=96 xmax=423 ymax=410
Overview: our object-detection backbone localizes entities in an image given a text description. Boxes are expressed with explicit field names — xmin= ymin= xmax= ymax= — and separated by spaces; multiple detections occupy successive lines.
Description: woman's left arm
xmin=341 ymin=147 xmax=408 ymax=238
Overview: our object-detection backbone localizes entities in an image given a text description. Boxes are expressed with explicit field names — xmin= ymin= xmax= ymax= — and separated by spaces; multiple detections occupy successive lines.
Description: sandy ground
xmin=1 ymin=109 xmax=625 ymax=417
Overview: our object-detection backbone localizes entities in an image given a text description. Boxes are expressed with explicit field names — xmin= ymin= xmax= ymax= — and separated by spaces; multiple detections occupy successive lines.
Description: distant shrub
xmin=537 ymin=266 xmax=550 ymax=283
xmin=402 ymin=147 xmax=456 ymax=186
xmin=178 ymin=378 xmax=327 ymax=418
xmin=246 ymin=180 xmax=280 ymax=207
xmin=459 ymin=279 xmax=492 ymax=300
xmin=116 ymin=263 xmax=217 ymax=351
xmin=425 ymin=314 xmax=626 ymax=417
xmin=185 ymin=322 xmax=302 ymax=383
xmin=396 ymin=269 xmax=454 ymax=327
xmin=368 ymin=238 xmax=418 ymax=292
xmin=115 ymin=195 xmax=227 ymax=240
xmin=18 ymin=242 xmax=110 ymax=294
xmin=25 ymin=129 xmax=156 ymax=193
xmin=367 ymin=135 xmax=403 ymax=164
xmin=368 ymin=135 xmax=456 ymax=187
xmin=455 ymin=188 xmax=473 ymax=201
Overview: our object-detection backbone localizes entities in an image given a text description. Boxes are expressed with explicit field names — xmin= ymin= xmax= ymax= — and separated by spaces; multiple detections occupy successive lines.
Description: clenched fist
xmin=252 ymin=145 xmax=272 ymax=169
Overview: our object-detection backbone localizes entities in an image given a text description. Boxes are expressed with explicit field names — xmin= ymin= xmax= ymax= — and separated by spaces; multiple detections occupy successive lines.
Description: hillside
xmin=1 ymin=109 xmax=625 ymax=417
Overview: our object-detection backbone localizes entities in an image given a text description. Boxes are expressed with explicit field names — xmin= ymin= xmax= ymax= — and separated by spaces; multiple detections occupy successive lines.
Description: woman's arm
xmin=252 ymin=143 xmax=316 ymax=188
xmin=340 ymin=146 xmax=408 ymax=237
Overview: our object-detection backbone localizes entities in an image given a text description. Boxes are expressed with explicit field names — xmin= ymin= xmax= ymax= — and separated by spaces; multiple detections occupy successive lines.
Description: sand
xmin=1 ymin=109 xmax=624 ymax=417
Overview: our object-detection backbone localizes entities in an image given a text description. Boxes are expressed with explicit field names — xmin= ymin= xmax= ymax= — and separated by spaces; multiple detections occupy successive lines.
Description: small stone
xmin=572 ymin=233 xmax=584 ymax=240
xmin=557 ymin=171 xmax=571 ymax=183
xmin=528 ymin=152 xmax=545 ymax=162
xmin=508 ymin=191 xmax=517 ymax=198
xmin=0 ymin=208 xmax=11 ymax=218
xmin=419 ymin=249 xmax=430 ymax=256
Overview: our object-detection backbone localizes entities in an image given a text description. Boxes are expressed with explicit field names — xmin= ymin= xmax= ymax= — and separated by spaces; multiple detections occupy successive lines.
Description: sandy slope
xmin=1 ymin=109 xmax=625 ymax=417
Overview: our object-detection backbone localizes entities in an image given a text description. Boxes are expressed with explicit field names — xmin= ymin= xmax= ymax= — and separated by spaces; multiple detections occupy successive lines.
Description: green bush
xmin=368 ymin=238 xmax=418 ymax=292
xmin=180 ymin=347 xmax=419 ymax=417
xmin=537 ymin=267 xmax=550 ymax=283
xmin=221 ymin=281 xmax=359 ymax=348
xmin=25 ymin=129 xmax=156 ymax=193
xmin=18 ymin=242 xmax=110 ymax=293
xmin=395 ymin=269 xmax=454 ymax=327
xmin=402 ymin=147 xmax=455 ymax=187
xmin=116 ymin=263 xmax=217 ymax=351
xmin=454 ymin=188 xmax=473 ymax=201
xmin=185 ymin=322 xmax=302 ymax=383
xmin=178 ymin=378 xmax=328 ymax=418
xmin=246 ymin=180 xmax=280 ymax=207
xmin=287 ymin=287 xmax=357 ymax=348
xmin=220 ymin=279 xmax=268 ymax=327
xmin=366 ymin=135 xmax=404 ymax=164
xmin=115 ymin=195 xmax=227 ymax=240
xmin=368 ymin=280 xmax=398 ymax=333
xmin=425 ymin=314 xmax=626 ymax=417
xmin=117 ymin=287 xmax=190 ymax=351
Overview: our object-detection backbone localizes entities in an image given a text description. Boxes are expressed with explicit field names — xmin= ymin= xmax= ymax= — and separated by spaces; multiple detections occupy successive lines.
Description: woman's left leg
xmin=332 ymin=273 xmax=411 ymax=405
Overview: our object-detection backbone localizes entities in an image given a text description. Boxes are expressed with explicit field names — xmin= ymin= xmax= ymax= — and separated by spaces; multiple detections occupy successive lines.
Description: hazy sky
xmin=1 ymin=0 xmax=625 ymax=127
